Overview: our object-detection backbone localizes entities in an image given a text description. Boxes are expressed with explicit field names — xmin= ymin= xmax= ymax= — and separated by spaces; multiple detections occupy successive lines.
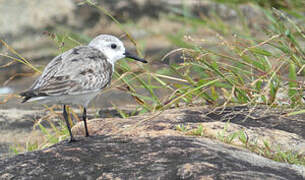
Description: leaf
xmin=249 ymin=48 xmax=273 ymax=56
xmin=288 ymin=63 xmax=298 ymax=103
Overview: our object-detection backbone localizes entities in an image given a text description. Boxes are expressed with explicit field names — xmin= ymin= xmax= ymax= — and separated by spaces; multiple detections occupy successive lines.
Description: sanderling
xmin=20 ymin=34 xmax=147 ymax=142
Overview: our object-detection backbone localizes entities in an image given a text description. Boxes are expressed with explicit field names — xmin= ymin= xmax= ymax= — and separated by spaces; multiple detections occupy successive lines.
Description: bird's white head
xmin=88 ymin=34 xmax=147 ymax=65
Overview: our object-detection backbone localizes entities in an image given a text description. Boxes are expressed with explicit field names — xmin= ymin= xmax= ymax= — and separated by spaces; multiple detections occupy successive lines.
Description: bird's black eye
xmin=111 ymin=44 xmax=117 ymax=49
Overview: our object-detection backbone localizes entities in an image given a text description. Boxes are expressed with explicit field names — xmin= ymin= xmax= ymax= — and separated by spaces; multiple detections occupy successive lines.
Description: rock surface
xmin=1 ymin=136 xmax=304 ymax=179
xmin=0 ymin=106 xmax=304 ymax=179
xmin=73 ymin=106 xmax=305 ymax=155
xmin=0 ymin=107 xmax=135 ymax=158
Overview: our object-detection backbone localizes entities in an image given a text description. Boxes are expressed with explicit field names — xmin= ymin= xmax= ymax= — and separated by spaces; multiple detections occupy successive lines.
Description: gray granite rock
xmin=0 ymin=135 xmax=304 ymax=179
xmin=1 ymin=106 xmax=305 ymax=179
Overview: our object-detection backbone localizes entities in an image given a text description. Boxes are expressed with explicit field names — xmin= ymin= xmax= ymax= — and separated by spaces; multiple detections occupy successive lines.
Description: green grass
xmin=176 ymin=123 xmax=305 ymax=166
xmin=176 ymin=124 xmax=206 ymax=136
xmin=214 ymin=0 xmax=305 ymax=11
xmin=166 ymin=4 xmax=305 ymax=164
xmin=1 ymin=0 xmax=304 ymax=165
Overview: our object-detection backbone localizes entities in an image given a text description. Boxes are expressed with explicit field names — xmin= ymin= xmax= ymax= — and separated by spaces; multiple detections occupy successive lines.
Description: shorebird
xmin=20 ymin=34 xmax=147 ymax=142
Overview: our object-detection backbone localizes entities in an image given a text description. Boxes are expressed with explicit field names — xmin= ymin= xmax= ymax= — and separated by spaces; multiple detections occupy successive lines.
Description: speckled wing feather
xmin=21 ymin=46 xmax=113 ymax=100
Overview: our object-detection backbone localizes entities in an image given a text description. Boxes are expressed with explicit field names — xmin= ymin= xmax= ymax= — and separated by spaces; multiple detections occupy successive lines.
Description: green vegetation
xmin=176 ymin=123 xmax=305 ymax=166
xmin=1 ymin=0 xmax=304 ymax=165
xmin=176 ymin=124 xmax=206 ymax=136
xmin=216 ymin=0 xmax=305 ymax=12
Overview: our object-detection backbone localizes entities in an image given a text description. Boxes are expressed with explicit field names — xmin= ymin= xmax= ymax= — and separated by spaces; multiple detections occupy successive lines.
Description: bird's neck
xmin=108 ymin=60 xmax=115 ymax=72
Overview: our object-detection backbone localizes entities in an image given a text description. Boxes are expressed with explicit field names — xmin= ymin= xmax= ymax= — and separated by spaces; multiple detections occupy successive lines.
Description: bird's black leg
xmin=83 ymin=107 xmax=89 ymax=137
xmin=63 ymin=105 xmax=76 ymax=142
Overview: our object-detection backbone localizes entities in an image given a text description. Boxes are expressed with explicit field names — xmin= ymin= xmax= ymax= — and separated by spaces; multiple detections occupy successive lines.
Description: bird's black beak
xmin=124 ymin=51 xmax=147 ymax=63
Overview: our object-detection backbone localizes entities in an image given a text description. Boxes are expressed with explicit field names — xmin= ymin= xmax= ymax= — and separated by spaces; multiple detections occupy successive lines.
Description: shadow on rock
xmin=0 ymin=135 xmax=304 ymax=179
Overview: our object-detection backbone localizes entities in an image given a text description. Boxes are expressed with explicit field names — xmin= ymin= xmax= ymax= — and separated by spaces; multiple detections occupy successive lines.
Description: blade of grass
xmin=161 ymin=78 xmax=219 ymax=110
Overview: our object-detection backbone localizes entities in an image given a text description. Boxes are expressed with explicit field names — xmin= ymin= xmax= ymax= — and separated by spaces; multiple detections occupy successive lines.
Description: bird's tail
xmin=20 ymin=89 xmax=48 ymax=103
xmin=19 ymin=90 xmax=35 ymax=103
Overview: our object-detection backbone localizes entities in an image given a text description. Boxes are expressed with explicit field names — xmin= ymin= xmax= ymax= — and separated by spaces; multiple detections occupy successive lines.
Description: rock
xmin=0 ymin=0 xmax=75 ymax=35
xmin=0 ymin=135 xmax=304 ymax=179
xmin=0 ymin=107 xmax=138 ymax=158
xmin=0 ymin=108 xmax=52 ymax=158
xmin=73 ymin=106 xmax=305 ymax=155
xmin=0 ymin=106 xmax=304 ymax=179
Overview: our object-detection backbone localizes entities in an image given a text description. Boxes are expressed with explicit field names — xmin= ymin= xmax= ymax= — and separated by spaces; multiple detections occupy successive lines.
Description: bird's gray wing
xmin=27 ymin=46 xmax=113 ymax=97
